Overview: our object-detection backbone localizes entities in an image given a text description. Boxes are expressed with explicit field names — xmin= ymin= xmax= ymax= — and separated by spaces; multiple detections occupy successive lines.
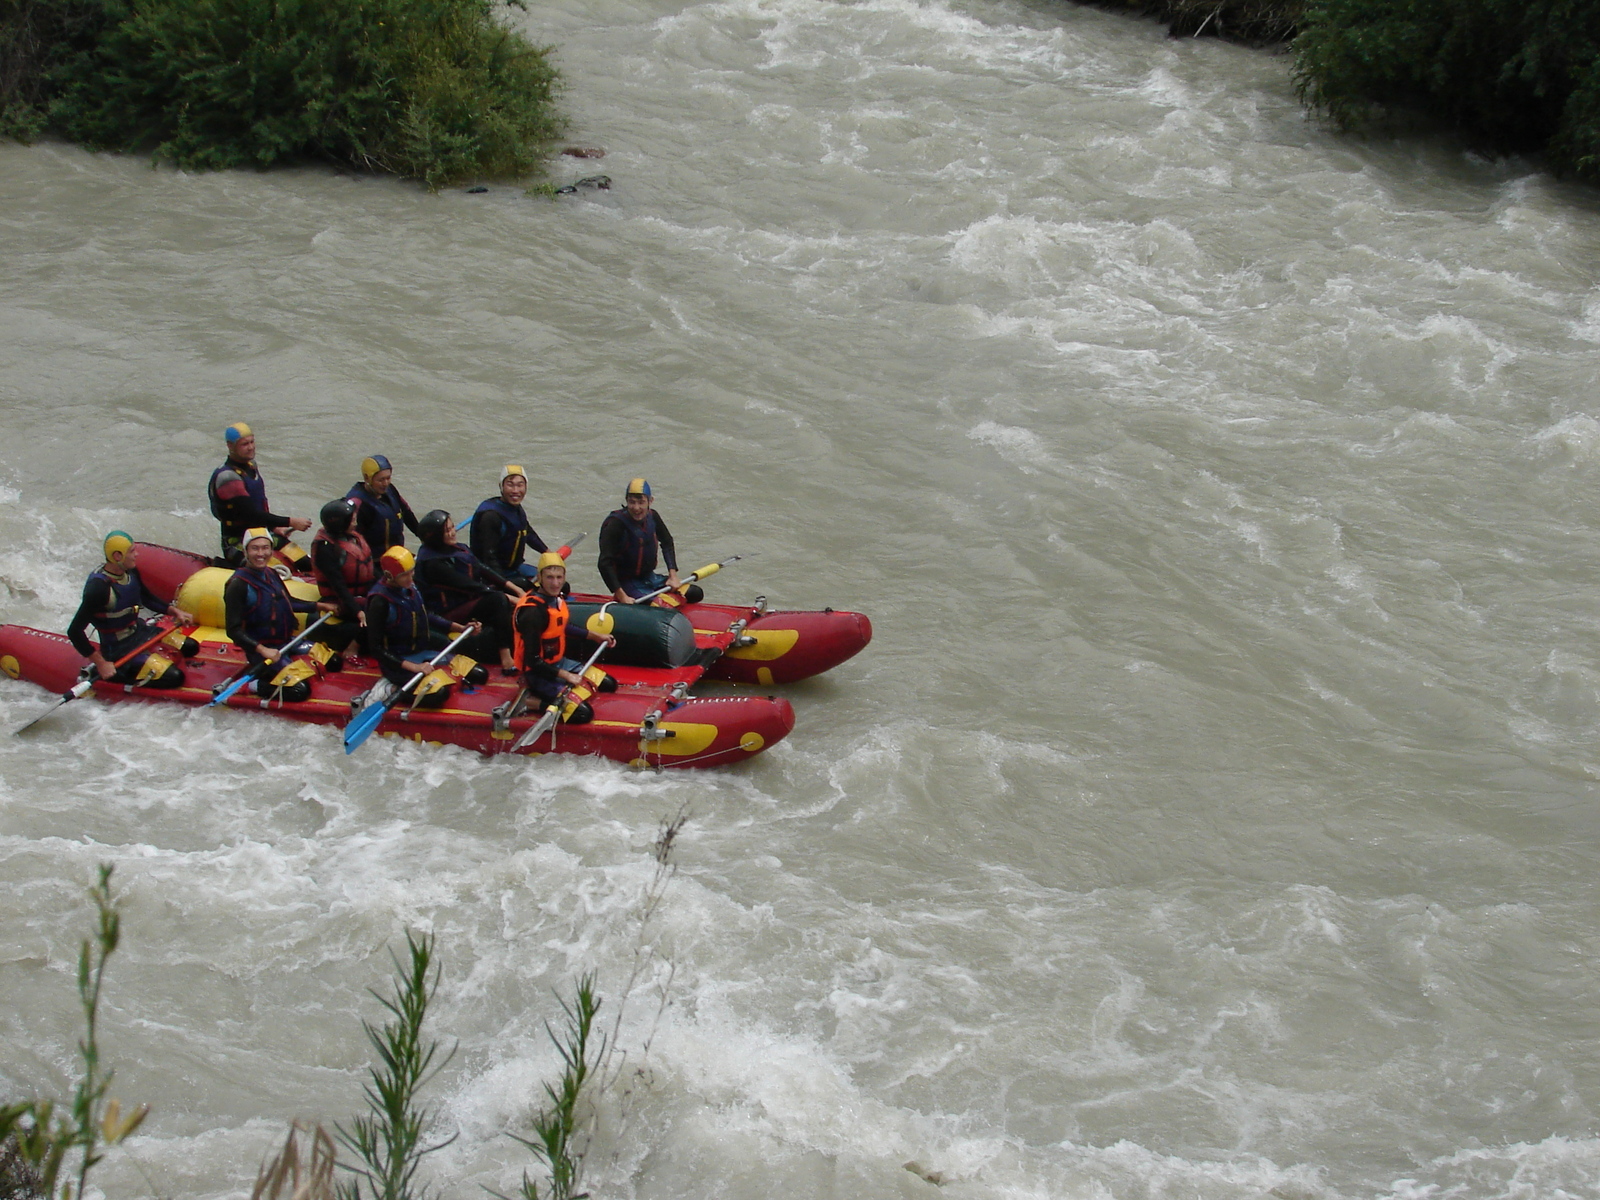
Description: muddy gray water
xmin=5 ymin=0 xmax=1600 ymax=1196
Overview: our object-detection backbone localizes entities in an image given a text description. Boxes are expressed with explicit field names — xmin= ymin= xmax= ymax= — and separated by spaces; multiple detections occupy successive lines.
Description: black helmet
xmin=320 ymin=498 xmax=355 ymax=536
xmin=418 ymin=509 xmax=451 ymax=546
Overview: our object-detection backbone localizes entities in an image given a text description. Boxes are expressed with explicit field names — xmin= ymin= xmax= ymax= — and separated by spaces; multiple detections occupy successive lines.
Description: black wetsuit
xmin=598 ymin=507 xmax=680 ymax=597
xmin=512 ymin=592 xmax=604 ymax=721
xmin=513 ymin=593 xmax=571 ymax=698
xmin=209 ymin=457 xmax=294 ymax=565
xmin=347 ymin=481 xmax=422 ymax=554
xmin=365 ymin=581 xmax=455 ymax=689
xmin=414 ymin=543 xmax=517 ymax=657
xmin=66 ymin=568 xmax=184 ymax=687
xmin=223 ymin=567 xmax=318 ymax=665
xmin=470 ymin=497 xmax=549 ymax=577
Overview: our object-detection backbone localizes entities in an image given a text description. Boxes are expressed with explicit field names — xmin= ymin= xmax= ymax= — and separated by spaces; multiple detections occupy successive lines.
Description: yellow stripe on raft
xmin=722 ymin=628 xmax=799 ymax=662
xmin=636 ymin=725 xmax=765 ymax=757
xmin=649 ymin=722 xmax=719 ymax=756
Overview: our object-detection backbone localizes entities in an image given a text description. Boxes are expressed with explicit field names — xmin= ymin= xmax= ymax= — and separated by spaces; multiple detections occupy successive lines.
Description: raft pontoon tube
xmin=1 ymin=542 xmax=871 ymax=767
xmin=134 ymin=542 xmax=872 ymax=685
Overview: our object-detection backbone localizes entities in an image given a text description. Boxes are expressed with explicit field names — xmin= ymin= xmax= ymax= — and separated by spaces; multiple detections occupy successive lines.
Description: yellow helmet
xmin=586 ymin=611 xmax=615 ymax=638
xmin=536 ymin=551 xmax=566 ymax=573
xmin=381 ymin=546 xmax=416 ymax=575
xmin=242 ymin=527 xmax=272 ymax=548
xmin=103 ymin=530 xmax=134 ymax=561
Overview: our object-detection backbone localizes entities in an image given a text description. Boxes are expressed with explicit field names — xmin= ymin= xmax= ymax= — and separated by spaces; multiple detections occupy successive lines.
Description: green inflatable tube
xmin=565 ymin=602 xmax=698 ymax=669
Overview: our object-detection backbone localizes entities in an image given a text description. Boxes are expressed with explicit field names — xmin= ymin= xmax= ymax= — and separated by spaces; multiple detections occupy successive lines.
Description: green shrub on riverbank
xmin=1100 ymin=0 xmax=1302 ymax=45
xmin=0 ymin=0 xmax=89 ymax=142
xmin=0 ymin=0 xmax=562 ymax=187
xmin=1292 ymin=0 xmax=1600 ymax=177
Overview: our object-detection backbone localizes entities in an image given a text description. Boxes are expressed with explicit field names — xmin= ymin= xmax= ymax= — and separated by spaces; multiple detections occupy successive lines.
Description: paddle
xmin=208 ymin=612 xmax=334 ymax=707
xmin=343 ymin=626 xmax=476 ymax=754
xmin=634 ymin=555 xmax=743 ymax=604
xmin=509 ymin=638 xmax=611 ymax=752
xmin=12 ymin=619 xmax=186 ymax=735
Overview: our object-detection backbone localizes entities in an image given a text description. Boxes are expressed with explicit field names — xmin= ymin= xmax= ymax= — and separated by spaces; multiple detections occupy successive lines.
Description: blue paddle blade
xmin=343 ymin=699 xmax=390 ymax=753
xmin=207 ymin=674 xmax=252 ymax=707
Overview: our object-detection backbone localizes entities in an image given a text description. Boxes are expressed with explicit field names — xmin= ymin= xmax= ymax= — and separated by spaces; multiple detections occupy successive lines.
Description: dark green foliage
xmin=0 ymin=0 xmax=101 ymax=141
xmin=1162 ymin=0 xmax=1301 ymax=42
xmin=1 ymin=0 xmax=562 ymax=186
xmin=336 ymin=931 xmax=456 ymax=1200
xmin=1097 ymin=0 xmax=1303 ymax=45
xmin=1293 ymin=0 xmax=1600 ymax=177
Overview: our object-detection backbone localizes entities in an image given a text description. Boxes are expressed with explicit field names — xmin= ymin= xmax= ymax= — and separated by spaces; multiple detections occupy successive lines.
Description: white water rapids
xmin=5 ymin=0 xmax=1600 ymax=1197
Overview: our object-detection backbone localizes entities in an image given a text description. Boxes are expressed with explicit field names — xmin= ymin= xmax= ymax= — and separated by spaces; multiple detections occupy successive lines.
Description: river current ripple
xmin=4 ymin=1 xmax=1600 ymax=1197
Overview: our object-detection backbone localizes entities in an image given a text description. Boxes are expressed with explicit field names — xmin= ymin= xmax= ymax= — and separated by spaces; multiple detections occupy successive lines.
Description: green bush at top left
xmin=0 ymin=0 xmax=564 ymax=188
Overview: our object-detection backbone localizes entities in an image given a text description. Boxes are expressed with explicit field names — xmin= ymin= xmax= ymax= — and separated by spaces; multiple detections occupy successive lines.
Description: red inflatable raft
xmin=0 ymin=544 xmax=872 ymax=770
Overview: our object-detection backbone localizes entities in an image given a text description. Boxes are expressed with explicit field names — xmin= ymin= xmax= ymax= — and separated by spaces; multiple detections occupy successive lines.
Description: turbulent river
xmin=6 ymin=0 xmax=1600 ymax=1196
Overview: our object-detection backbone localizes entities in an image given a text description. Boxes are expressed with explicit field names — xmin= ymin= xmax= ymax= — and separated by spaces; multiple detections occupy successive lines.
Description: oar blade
xmin=207 ymin=673 xmax=254 ymax=707
xmin=11 ymin=680 xmax=93 ymax=736
xmin=12 ymin=697 xmax=68 ymax=736
xmin=510 ymin=707 xmax=558 ymax=752
xmin=343 ymin=699 xmax=390 ymax=753
xmin=209 ymin=619 xmax=325 ymax=708
xmin=509 ymin=640 xmax=608 ymax=752
xmin=342 ymin=628 xmax=472 ymax=755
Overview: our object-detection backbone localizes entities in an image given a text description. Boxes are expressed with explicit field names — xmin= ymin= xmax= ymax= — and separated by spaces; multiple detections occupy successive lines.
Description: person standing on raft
xmin=365 ymin=547 xmax=485 ymax=709
xmin=310 ymin=498 xmax=376 ymax=655
xmin=346 ymin=455 xmax=422 ymax=555
xmin=223 ymin=529 xmax=334 ymax=703
xmin=66 ymin=532 xmax=197 ymax=688
xmin=514 ymin=552 xmax=616 ymax=724
xmin=208 ymin=423 xmax=312 ymax=566
xmin=470 ymin=464 xmax=551 ymax=580
xmin=413 ymin=509 xmax=526 ymax=674
xmin=597 ymin=479 xmax=703 ymax=604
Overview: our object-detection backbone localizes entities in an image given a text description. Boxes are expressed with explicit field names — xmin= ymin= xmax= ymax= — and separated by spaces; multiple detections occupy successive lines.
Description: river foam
xmin=7 ymin=0 xmax=1600 ymax=1194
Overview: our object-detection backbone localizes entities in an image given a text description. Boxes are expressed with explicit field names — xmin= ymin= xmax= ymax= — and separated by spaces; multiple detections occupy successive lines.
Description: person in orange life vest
xmin=66 ymin=532 xmax=197 ymax=688
xmin=514 ymin=552 xmax=617 ymax=723
xmin=346 ymin=455 xmax=422 ymax=554
xmin=365 ymin=546 xmax=485 ymax=708
xmin=413 ymin=509 xmax=526 ymax=673
xmin=310 ymin=498 xmax=376 ymax=655
xmin=470 ymin=465 xmax=551 ymax=580
xmin=223 ymin=530 xmax=336 ymax=703
xmin=597 ymin=479 xmax=703 ymax=604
